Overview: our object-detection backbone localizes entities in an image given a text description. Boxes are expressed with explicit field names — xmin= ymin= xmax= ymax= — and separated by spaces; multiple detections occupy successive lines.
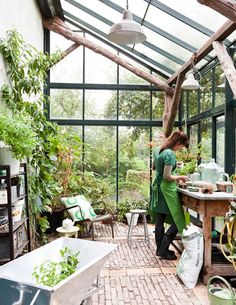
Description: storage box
xmin=216 ymin=182 xmax=233 ymax=193
xmin=0 ymin=189 xmax=7 ymax=204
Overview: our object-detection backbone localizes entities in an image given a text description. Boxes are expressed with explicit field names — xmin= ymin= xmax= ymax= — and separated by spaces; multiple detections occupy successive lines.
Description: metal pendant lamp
xmin=107 ymin=0 xmax=146 ymax=45
xmin=181 ymin=69 xmax=200 ymax=90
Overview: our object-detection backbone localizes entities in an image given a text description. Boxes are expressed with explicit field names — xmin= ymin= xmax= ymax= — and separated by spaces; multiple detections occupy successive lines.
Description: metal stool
xmin=127 ymin=209 xmax=150 ymax=248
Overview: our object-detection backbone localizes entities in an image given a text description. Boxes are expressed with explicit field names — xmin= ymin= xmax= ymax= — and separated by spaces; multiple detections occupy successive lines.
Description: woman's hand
xmin=176 ymin=175 xmax=189 ymax=183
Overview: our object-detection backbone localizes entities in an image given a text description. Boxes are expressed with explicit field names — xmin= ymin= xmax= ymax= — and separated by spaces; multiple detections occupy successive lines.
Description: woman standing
xmin=151 ymin=131 xmax=189 ymax=260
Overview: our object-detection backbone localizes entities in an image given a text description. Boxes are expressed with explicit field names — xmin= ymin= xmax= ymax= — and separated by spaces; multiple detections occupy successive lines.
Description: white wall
xmin=0 ymin=0 xmax=44 ymax=87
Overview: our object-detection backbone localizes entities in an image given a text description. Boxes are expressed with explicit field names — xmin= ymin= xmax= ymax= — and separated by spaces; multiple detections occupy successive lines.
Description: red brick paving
xmin=89 ymin=222 xmax=205 ymax=305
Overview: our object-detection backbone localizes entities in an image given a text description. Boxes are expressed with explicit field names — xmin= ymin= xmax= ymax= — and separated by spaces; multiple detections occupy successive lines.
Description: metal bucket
xmin=207 ymin=276 xmax=236 ymax=305
xmin=0 ymin=237 xmax=116 ymax=305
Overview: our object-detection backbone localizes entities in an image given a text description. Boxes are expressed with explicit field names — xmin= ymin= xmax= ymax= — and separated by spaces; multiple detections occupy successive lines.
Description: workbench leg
xmin=202 ymin=215 xmax=212 ymax=284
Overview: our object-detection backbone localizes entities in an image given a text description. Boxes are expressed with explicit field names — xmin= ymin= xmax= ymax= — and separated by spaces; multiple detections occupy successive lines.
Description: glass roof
xmin=60 ymin=0 xmax=236 ymax=78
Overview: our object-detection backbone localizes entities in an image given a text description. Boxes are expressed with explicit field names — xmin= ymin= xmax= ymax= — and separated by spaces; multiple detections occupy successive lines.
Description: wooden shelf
xmin=14 ymin=240 xmax=29 ymax=258
xmin=0 ymin=217 xmax=28 ymax=236
xmin=0 ymin=163 xmax=30 ymax=264
xmin=0 ymin=194 xmax=27 ymax=206
xmin=12 ymin=194 xmax=27 ymax=205
xmin=0 ymin=257 xmax=10 ymax=264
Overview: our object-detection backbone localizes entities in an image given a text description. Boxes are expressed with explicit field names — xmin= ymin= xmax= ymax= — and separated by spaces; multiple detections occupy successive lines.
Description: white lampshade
xmin=181 ymin=70 xmax=200 ymax=90
xmin=107 ymin=9 xmax=146 ymax=45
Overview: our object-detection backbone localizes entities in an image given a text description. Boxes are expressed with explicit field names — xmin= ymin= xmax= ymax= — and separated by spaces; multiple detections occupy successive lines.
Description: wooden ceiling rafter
xmin=213 ymin=41 xmax=236 ymax=98
xmin=164 ymin=19 xmax=236 ymax=137
xmin=197 ymin=0 xmax=236 ymax=23
xmin=43 ymin=17 xmax=174 ymax=96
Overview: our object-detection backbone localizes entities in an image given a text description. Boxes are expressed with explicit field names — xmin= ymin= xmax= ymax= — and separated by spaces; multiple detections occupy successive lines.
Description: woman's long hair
xmin=159 ymin=131 xmax=189 ymax=153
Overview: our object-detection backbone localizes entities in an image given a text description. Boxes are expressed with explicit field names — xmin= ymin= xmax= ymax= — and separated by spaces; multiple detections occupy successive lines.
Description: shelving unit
xmin=0 ymin=163 xmax=31 ymax=264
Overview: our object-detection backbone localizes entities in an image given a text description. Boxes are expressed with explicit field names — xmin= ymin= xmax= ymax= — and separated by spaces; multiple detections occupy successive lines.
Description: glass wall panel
xmin=216 ymin=116 xmax=225 ymax=168
xmin=50 ymin=89 xmax=83 ymax=119
xmin=118 ymin=126 xmax=150 ymax=206
xmin=118 ymin=91 xmax=150 ymax=120
xmin=189 ymin=124 xmax=198 ymax=151
xmin=200 ymin=118 xmax=212 ymax=160
xmin=84 ymin=126 xmax=116 ymax=186
xmin=50 ymin=32 xmax=83 ymax=83
xmin=84 ymin=36 xmax=117 ymax=84
xmin=85 ymin=90 xmax=116 ymax=120
xmin=215 ymin=65 xmax=225 ymax=107
xmin=200 ymin=70 xmax=212 ymax=112
xmin=119 ymin=54 xmax=150 ymax=84
xmin=188 ymin=91 xmax=198 ymax=117
xmin=158 ymin=0 xmax=227 ymax=31
xmin=152 ymin=92 xmax=165 ymax=120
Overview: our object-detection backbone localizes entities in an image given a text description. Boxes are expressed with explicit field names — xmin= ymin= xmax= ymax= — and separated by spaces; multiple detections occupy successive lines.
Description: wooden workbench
xmin=178 ymin=188 xmax=236 ymax=283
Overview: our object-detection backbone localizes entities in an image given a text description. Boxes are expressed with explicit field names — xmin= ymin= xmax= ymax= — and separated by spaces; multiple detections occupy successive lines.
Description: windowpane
xmin=50 ymin=89 xmax=83 ymax=119
xmin=118 ymin=126 xmax=150 ymax=207
xmin=85 ymin=90 xmax=116 ymax=120
xmin=200 ymin=118 xmax=212 ymax=160
xmin=84 ymin=126 xmax=116 ymax=185
xmin=118 ymin=91 xmax=150 ymax=120
xmin=200 ymin=70 xmax=212 ymax=112
xmin=152 ymin=92 xmax=165 ymax=120
xmin=215 ymin=65 xmax=225 ymax=107
xmin=50 ymin=32 xmax=83 ymax=83
xmin=216 ymin=116 xmax=225 ymax=168
xmin=188 ymin=91 xmax=198 ymax=117
xmin=189 ymin=124 xmax=198 ymax=151
xmin=84 ymin=35 xmax=117 ymax=84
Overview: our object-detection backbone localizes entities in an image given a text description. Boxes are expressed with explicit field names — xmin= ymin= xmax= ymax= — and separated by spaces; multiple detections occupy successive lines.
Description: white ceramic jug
xmin=62 ymin=218 xmax=74 ymax=229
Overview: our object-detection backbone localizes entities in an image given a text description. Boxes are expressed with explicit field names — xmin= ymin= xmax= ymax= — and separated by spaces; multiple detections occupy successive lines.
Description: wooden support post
xmin=197 ymin=0 xmax=236 ymax=23
xmin=164 ymin=73 xmax=185 ymax=137
xmin=213 ymin=41 xmax=236 ymax=98
xmin=61 ymin=43 xmax=80 ymax=60
xmin=43 ymin=17 xmax=174 ymax=95
xmin=163 ymin=93 xmax=172 ymax=130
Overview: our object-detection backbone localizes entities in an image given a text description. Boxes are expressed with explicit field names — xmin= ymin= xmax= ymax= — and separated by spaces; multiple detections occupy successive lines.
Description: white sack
xmin=176 ymin=223 xmax=204 ymax=289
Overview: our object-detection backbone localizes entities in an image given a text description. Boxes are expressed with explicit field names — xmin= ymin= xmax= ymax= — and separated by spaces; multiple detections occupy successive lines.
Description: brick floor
xmin=88 ymin=222 xmax=209 ymax=305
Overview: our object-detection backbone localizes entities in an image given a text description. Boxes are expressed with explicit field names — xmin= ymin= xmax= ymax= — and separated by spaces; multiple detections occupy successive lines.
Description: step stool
xmin=127 ymin=209 xmax=150 ymax=248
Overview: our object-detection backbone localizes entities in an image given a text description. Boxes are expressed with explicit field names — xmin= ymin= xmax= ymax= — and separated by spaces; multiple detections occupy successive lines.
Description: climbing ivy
xmin=0 ymin=30 xmax=63 ymax=228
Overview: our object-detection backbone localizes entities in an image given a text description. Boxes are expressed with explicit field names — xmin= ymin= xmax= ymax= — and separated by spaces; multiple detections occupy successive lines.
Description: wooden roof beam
xmin=43 ymin=17 xmax=174 ymax=95
xmin=167 ymin=20 xmax=236 ymax=86
xmin=213 ymin=41 xmax=236 ymax=98
xmin=197 ymin=0 xmax=236 ymax=23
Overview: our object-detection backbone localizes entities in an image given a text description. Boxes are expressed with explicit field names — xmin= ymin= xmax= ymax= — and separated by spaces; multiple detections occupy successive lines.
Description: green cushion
xmin=61 ymin=195 xmax=97 ymax=221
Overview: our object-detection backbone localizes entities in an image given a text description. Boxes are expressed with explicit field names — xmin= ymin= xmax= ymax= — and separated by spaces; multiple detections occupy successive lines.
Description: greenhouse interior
xmin=0 ymin=0 xmax=236 ymax=304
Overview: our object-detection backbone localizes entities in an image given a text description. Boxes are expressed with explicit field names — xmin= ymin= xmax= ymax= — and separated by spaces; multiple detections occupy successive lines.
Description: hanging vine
xmin=0 ymin=29 xmax=63 ymax=232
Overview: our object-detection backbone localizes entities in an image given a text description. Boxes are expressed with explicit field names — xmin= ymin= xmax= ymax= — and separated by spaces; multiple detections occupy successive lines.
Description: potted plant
xmin=0 ymin=112 xmax=36 ymax=172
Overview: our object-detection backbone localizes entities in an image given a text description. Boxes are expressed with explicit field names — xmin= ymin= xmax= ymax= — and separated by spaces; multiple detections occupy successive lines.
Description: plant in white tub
xmin=32 ymin=246 xmax=80 ymax=287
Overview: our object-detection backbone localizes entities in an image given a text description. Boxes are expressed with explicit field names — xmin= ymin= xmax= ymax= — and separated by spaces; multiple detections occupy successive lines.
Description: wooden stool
xmin=56 ymin=226 xmax=80 ymax=238
xmin=127 ymin=209 xmax=150 ymax=248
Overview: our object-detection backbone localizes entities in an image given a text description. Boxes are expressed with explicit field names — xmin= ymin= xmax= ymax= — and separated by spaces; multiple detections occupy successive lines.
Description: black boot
xmin=155 ymin=227 xmax=175 ymax=256
xmin=157 ymin=234 xmax=177 ymax=260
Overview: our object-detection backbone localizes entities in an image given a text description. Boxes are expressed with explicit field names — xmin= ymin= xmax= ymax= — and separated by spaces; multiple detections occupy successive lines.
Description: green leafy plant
xmin=175 ymin=148 xmax=197 ymax=175
xmin=32 ymin=247 xmax=80 ymax=287
xmin=220 ymin=201 xmax=236 ymax=270
xmin=0 ymin=112 xmax=36 ymax=160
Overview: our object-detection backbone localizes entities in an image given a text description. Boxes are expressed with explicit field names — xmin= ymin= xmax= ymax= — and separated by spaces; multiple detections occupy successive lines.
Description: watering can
xmin=207 ymin=276 xmax=236 ymax=305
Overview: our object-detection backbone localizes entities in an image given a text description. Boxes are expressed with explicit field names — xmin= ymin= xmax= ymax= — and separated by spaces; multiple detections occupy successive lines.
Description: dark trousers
xmin=155 ymin=213 xmax=178 ymax=250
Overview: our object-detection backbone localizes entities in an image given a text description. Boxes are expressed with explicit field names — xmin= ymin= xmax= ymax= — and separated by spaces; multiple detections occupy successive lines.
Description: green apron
xmin=150 ymin=148 xmax=186 ymax=233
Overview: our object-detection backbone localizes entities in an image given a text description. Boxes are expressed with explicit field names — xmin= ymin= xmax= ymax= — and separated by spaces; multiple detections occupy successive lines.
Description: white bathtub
xmin=0 ymin=237 xmax=116 ymax=305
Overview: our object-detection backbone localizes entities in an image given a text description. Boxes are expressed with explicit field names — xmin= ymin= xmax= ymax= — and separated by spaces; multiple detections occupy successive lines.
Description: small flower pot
xmin=125 ymin=212 xmax=138 ymax=226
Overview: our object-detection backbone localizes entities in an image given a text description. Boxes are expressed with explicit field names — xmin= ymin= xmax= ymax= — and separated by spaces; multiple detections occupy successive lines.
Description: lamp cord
xmin=126 ymin=0 xmax=128 ymax=10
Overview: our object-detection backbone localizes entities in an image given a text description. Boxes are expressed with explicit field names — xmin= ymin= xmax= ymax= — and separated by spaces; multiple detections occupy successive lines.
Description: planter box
xmin=0 ymin=237 xmax=116 ymax=305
